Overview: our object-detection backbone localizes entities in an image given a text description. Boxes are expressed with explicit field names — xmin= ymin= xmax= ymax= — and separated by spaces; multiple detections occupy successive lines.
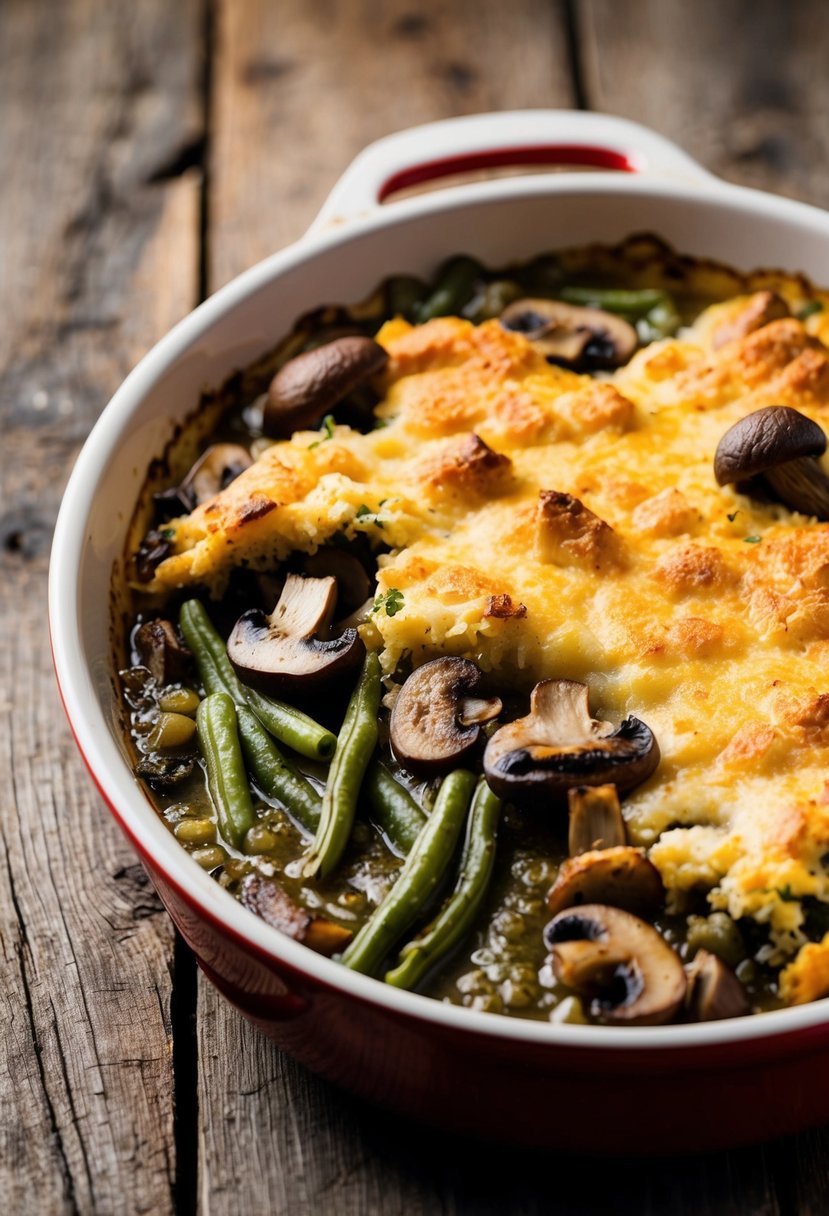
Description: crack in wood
xmin=3 ymin=839 xmax=81 ymax=1216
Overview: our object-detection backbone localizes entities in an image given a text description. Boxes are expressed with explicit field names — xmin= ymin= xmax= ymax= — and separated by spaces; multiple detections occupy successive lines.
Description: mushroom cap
xmin=546 ymin=846 xmax=665 ymax=919
xmin=389 ymin=657 xmax=502 ymax=777
xmin=685 ymin=949 xmax=750 ymax=1022
xmin=544 ymin=904 xmax=686 ymax=1026
xmin=714 ymin=406 xmax=826 ymax=485
xmin=302 ymin=548 xmax=372 ymax=615
xmin=227 ymin=573 xmax=365 ymax=694
xmin=483 ymin=679 xmax=659 ymax=806
xmin=264 ymin=336 xmax=388 ymax=437
xmin=155 ymin=443 xmax=252 ymax=518
xmin=500 ymin=298 xmax=637 ymax=370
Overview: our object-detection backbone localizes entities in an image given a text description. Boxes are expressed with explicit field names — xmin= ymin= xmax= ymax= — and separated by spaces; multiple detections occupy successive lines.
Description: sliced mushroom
xmin=389 ymin=657 xmax=502 ymax=776
xmin=134 ymin=619 xmax=193 ymax=685
xmin=240 ymin=874 xmax=353 ymax=956
xmin=546 ymin=846 xmax=665 ymax=919
xmin=483 ymin=680 xmax=659 ymax=807
xmin=227 ymin=573 xmax=365 ymax=694
xmin=685 ymin=949 xmax=750 ymax=1022
xmin=544 ymin=904 xmax=686 ymax=1026
xmin=567 ymin=784 xmax=627 ymax=856
xmin=714 ymin=405 xmax=829 ymax=519
xmin=500 ymin=298 xmax=637 ymax=370
xmin=302 ymin=548 xmax=372 ymax=615
xmin=154 ymin=443 xmax=253 ymax=518
xmin=264 ymin=336 xmax=388 ymax=437
xmin=135 ymin=753 xmax=195 ymax=789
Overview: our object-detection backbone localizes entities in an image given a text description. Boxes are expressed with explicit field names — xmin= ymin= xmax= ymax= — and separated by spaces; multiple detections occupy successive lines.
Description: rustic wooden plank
xmin=0 ymin=0 xmax=203 ymax=1211
xmin=578 ymin=0 xmax=829 ymax=207
xmin=208 ymin=0 xmax=576 ymax=289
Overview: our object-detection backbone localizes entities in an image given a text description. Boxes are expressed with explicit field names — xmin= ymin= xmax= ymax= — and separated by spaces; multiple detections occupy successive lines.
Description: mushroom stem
xmin=568 ymin=784 xmax=627 ymax=855
xmin=763 ymin=455 xmax=829 ymax=519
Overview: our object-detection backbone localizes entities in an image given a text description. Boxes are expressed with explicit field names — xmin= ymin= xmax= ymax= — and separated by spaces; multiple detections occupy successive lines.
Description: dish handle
xmin=307 ymin=109 xmax=715 ymax=233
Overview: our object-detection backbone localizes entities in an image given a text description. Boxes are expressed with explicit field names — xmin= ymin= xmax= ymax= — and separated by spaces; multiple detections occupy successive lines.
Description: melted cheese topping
xmin=149 ymin=297 xmax=829 ymax=994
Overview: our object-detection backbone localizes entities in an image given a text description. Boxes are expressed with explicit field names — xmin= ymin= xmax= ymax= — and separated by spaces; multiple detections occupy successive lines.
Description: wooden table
xmin=5 ymin=1 xmax=829 ymax=1210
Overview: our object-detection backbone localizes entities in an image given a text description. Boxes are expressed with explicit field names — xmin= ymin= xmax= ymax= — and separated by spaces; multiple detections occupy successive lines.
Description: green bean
xmin=244 ymin=688 xmax=336 ymax=761
xmin=364 ymin=760 xmax=427 ymax=857
xmin=385 ymin=778 xmax=501 ymax=989
xmin=180 ymin=599 xmax=336 ymax=760
xmin=386 ymin=274 xmax=428 ymax=323
xmin=342 ymin=768 xmax=476 ymax=976
xmin=558 ymin=286 xmax=669 ymax=316
xmin=303 ymin=651 xmax=382 ymax=879
xmin=236 ymin=705 xmax=321 ymax=834
xmin=196 ymin=693 xmax=256 ymax=850
xmin=417 ymin=256 xmax=483 ymax=322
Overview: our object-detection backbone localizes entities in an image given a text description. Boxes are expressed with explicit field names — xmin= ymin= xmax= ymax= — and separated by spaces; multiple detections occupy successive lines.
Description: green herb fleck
xmin=743 ymin=535 xmax=762 ymax=544
xmin=161 ymin=528 xmax=176 ymax=540
xmin=308 ymin=414 xmax=336 ymax=448
xmin=776 ymin=884 xmax=799 ymax=903
xmin=727 ymin=511 xmax=740 ymax=523
xmin=798 ymin=300 xmax=824 ymax=321
xmin=372 ymin=588 xmax=404 ymax=617
xmin=355 ymin=503 xmax=385 ymax=529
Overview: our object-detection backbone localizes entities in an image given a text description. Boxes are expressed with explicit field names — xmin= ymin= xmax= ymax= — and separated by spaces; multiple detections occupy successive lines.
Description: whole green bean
xmin=180 ymin=599 xmax=245 ymax=698
xmin=303 ymin=651 xmax=382 ymax=879
xmin=196 ymin=693 xmax=255 ymax=850
xmin=236 ymin=706 xmax=322 ymax=834
xmin=417 ymin=256 xmax=483 ymax=322
xmin=558 ymin=286 xmax=669 ymax=316
xmin=244 ymin=688 xmax=336 ymax=761
xmin=385 ymin=778 xmax=501 ymax=989
xmin=184 ymin=608 xmax=322 ymax=833
xmin=364 ymin=760 xmax=427 ymax=857
xmin=180 ymin=599 xmax=336 ymax=760
xmin=386 ymin=274 xmax=428 ymax=322
xmin=341 ymin=769 xmax=476 ymax=976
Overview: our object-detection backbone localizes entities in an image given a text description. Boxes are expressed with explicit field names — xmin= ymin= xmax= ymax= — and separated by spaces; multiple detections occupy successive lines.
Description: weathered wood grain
xmin=0 ymin=0 xmax=202 ymax=1211
xmin=579 ymin=0 xmax=829 ymax=207
xmin=208 ymin=0 xmax=576 ymax=288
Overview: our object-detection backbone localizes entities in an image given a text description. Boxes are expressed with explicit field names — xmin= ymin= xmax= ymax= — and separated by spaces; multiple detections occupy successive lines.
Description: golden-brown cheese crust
xmin=146 ymin=309 xmax=829 ymax=989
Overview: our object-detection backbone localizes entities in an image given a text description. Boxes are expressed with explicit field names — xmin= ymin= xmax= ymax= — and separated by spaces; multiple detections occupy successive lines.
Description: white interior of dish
xmin=52 ymin=170 xmax=829 ymax=1049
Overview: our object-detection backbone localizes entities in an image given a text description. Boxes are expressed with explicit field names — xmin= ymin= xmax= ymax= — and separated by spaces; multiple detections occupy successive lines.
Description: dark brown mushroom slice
xmin=302 ymin=548 xmax=372 ymax=615
xmin=714 ymin=405 xmax=829 ymax=519
xmin=500 ymin=297 xmax=638 ymax=370
xmin=389 ymin=657 xmax=502 ymax=777
xmin=264 ymin=336 xmax=388 ymax=437
xmin=154 ymin=443 xmax=253 ymax=519
xmin=240 ymin=874 xmax=352 ymax=956
xmin=567 ymin=784 xmax=627 ymax=856
xmin=135 ymin=753 xmax=195 ymax=789
xmin=227 ymin=573 xmax=365 ymax=695
xmin=134 ymin=528 xmax=174 ymax=582
xmin=483 ymin=680 xmax=659 ymax=807
xmin=685 ymin=949 xmax=750 ymax=1022
xmin=134 ymin=619 xmax=193 ymax=685
xmin=544 ymin=904 xmax=686 ymax=1026
xmin=547 ymin=846 xmax=665 ymax=919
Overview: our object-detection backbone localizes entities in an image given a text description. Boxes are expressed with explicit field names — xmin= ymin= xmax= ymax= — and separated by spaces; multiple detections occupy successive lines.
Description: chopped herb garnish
xmin=743 ymin=535 xmax=762 ymax=544
xmin=308 ymin=414 xmax=336 ymax=448
xmin=727 ymin=510 xmax=740 ymax=523
xmin=161 ymin=527 xmax=176 ymax=540
xmin=776 ymin=884 xmax=799 ymax=903
xmin=798 ymin=300 xmax=824 ymax=321
xmin=355 ymin=503 xmax=385 ymax=529
xmin=372 ymin=588 xmax=404 ymax=617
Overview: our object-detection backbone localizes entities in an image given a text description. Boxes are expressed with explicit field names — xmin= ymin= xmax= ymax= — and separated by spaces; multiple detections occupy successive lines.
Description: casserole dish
xmin=51 ymin=110 xmax=829 ymax=1151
